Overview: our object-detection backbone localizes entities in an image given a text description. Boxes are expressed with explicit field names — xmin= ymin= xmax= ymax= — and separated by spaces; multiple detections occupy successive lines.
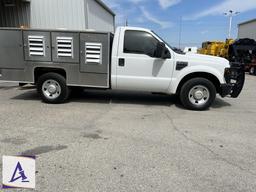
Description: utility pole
xmin=178 ymin=16 xmax=182 ymax=49
xmin=224 ymin=10 xmax=240 ymax=39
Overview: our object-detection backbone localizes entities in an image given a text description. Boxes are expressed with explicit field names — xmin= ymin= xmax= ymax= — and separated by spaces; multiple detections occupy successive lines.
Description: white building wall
xmin=238 ymin=21 xmax=256 ymax=41
xmin=30 ymin=0 xmax=86 ymax=30
xmin=86 ymin=0 xmax=115 ymax=32
xmin=30 ymin=0 xmax=114 ymax=32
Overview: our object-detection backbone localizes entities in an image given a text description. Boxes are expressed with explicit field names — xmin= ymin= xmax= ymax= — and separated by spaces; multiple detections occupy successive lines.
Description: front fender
xmin=168 ymin=65 xmax=225 ymax=94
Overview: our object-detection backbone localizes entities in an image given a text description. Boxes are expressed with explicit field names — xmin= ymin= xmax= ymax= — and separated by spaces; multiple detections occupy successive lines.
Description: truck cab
xmin=111 ymin=27 xmax=245 ymax=110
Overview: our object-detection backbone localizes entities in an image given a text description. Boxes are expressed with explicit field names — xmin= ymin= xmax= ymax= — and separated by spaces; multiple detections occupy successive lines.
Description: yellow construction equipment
xmin=198 ymin=39 xmax=234 ymax=59
xmin=198 ymin=38 xmax=256 ymax=73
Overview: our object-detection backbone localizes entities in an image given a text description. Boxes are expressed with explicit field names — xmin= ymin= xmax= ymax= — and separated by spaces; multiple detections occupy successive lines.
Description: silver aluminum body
xmin=0 ymin=28 xmax=112 ymax=88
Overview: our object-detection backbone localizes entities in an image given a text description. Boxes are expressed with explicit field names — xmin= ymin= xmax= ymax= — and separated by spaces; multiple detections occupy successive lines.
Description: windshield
xmin=152 ymin=31 xmax=172 ymax=48
xmin=152 ymin=31 xmax=185 ymax=54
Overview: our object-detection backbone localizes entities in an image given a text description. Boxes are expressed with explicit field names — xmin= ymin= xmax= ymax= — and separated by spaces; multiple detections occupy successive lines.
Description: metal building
xmin=0 ymin=0 xmax=115 ymax=32
xmin=238 ymin=19 xmax=256 ymax=41
xmin=0 ymin=0 xmax=30 ymax=28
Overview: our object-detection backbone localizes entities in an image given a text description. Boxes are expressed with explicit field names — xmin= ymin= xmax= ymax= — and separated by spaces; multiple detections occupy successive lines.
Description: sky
xmin=103 ymin=0 xmax=256 ymax=49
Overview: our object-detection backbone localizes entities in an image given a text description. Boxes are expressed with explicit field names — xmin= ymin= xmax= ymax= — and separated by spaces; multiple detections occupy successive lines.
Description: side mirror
xmin=162 ymin=48 xmax=171 ymax=59
xmin=155 ymin=42 xmax=165 ymax=58
xmin=155 ymin=42 xmax=171 ymax=59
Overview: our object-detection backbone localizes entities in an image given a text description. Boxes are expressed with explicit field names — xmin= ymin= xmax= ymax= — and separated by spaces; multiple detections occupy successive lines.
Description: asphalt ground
xmin=0 ymin=75 xmax=256 ymax=192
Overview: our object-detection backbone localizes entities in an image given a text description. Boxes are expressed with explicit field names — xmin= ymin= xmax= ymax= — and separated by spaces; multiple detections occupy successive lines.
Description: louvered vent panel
xmin=85 ymin=43 xmax=102 ymax=64
xmin=57 ymin=37 xmax=73 ymax=57
xmin=28 ymin=36 xmax=45 ymax=56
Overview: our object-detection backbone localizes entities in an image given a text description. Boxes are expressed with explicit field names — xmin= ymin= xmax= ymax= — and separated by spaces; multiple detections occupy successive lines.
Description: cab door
xmin=116 ymin=29 xmax=174 ymax=92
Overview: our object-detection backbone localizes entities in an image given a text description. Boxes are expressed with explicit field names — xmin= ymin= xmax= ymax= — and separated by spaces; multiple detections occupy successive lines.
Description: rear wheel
xmin=37 ymin=73 xmax=70 ymax=104
xmin=180 ymin=78 xmax=216 ymax=110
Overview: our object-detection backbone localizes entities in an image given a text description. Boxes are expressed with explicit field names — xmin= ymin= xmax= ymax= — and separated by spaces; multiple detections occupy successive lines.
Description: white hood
xmin=175 ymin=52 xmax=230 ymax=68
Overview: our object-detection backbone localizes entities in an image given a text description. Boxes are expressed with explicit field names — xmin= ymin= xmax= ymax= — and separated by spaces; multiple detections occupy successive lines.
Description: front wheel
xmin=37 ymin=73 xmax=70 ymax=104
xmin=180 ymin=78 xmax=216 ymax=110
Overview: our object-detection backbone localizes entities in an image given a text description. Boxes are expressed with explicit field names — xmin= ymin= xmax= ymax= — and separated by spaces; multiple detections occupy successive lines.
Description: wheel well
xmin=176 ymin=72 xmax=221 ymax=94
xmin=34 ymin=68 xmax=66 ymax=83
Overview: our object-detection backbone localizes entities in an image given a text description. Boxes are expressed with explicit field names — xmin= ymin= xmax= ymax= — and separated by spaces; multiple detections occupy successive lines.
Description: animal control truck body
xmin=0 ymin=26 xmax=245 ymax=110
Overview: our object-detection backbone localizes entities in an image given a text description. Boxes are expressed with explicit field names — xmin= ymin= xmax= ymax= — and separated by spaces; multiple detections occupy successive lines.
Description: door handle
xmin=119 ymin=58 xmax=125 ymax=67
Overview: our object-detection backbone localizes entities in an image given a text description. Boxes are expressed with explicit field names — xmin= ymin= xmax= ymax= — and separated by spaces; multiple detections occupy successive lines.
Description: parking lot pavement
xmin=0 ymin=75 xmax=256 ymax=192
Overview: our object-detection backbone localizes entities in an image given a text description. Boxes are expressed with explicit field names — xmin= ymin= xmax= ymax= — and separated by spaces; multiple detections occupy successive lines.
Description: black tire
xmin=180 ymin=78 xmax=216 ymax=110
xmin=37 ymin=72 xmax=70 ymax=104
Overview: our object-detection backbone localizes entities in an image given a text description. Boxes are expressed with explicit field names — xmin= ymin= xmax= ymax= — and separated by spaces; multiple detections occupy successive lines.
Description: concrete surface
xmin=0 ymin=75 xmax=256 ymax=192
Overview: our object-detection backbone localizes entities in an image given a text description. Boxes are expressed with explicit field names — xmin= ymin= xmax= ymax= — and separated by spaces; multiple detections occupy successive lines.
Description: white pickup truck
xmin=0 ymin=26 xmax=245 ymax=110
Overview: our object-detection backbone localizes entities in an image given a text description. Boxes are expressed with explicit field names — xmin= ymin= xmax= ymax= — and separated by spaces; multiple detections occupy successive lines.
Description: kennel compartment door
xmin=52 ymin=32 xmax=79 ymax=63
xmin=23 ymin=31 xmax=51 ymax=62
xmin=80 ymin=33 xmax=109 ymax=74
xmin=0 ymin=29 xmax=24 ymax=69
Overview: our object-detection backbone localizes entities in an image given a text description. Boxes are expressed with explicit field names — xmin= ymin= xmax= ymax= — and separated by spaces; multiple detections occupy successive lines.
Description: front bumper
xmin=220 ymin=62 xmax=245 ymax=98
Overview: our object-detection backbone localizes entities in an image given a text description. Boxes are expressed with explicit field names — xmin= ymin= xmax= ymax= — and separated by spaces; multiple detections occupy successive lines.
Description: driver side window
xmin=124 ymin=30 xmax=159 ymax=57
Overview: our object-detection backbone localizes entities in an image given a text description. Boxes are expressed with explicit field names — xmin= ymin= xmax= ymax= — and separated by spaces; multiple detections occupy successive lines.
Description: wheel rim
xmin=188 ymin=85 xmax=210 ymax=106
xmin=42 ymin=79 xmax=61 ymax=100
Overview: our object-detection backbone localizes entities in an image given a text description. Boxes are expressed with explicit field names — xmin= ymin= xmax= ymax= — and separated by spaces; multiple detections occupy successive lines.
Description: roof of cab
xmin=118 ymin=26 xmax=151 ymax=32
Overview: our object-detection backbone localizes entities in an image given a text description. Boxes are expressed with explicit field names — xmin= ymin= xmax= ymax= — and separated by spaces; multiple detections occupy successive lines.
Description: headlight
xmin=224 ymin=68 xmax=231 ymax=75
xmin=224 ymin=67 xmax=238 ymax=83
